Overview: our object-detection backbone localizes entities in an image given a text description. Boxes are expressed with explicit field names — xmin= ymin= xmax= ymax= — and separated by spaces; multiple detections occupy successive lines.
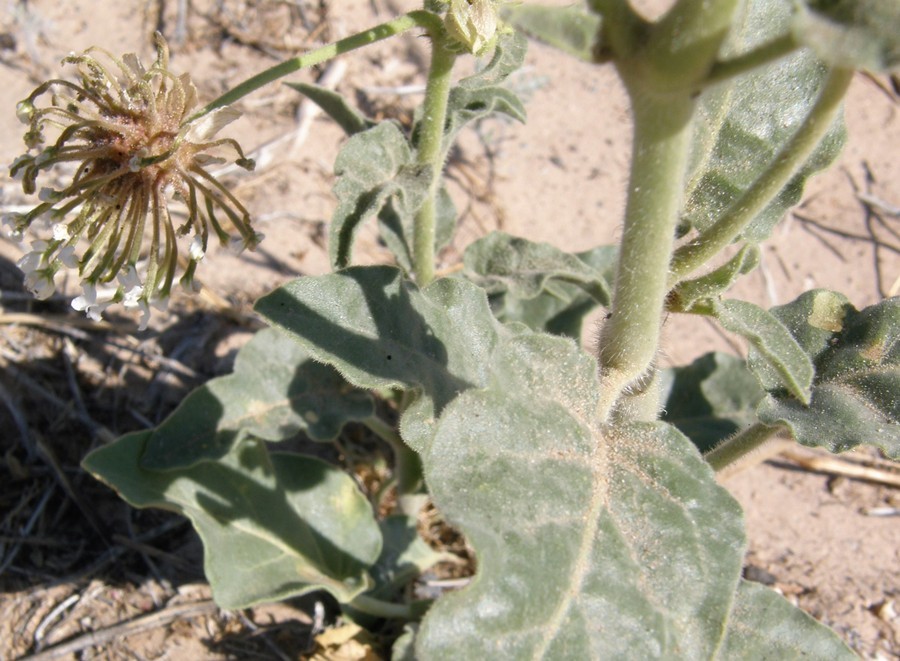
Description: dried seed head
xmin=7 ymin=33 xmax=260 ymax=328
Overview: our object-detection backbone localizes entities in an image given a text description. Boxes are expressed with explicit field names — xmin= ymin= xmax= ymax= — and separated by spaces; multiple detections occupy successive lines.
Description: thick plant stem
xmin=363 ymin=416 xmax=423 ymax=514
xmin=669 ymin=67 xmax=853 ymax=284
xmin=413 ymin=40 xmax=457 ymax=287
xmin=597 ymin=88 xmax=695 ymax=421
xmin=705 ymin=421 xmax=785 ymax=473
xmin=188 ymin=11 xmax=442 ymax=122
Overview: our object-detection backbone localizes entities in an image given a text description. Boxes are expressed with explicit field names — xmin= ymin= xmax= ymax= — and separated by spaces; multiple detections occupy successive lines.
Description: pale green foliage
xmin=757 ymin=292 xmax=900 ymax=458
xmin=84 ymin=432 xmax=382 ymax=607
xmin=78 ymin=0 xmax=900 ymax=657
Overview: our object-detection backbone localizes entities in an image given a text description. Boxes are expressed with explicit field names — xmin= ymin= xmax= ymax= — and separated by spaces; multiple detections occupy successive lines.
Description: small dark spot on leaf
xmin=386 ymin=354 xmax=392 ymax=361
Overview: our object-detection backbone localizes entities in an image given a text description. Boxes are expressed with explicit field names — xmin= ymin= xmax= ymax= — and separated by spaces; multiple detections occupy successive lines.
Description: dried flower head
xmin=6 ymin=33 xmax=259 ymax=328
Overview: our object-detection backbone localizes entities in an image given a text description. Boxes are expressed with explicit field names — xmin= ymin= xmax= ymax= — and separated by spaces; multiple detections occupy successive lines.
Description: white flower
xmin=3 ymin=213 xmax=25 ymax=239
xmin=39 ymin=187 xmax=61 ymax=202
xmin=24 ymin=270 xmax=55 ymax=299
xmin=189 ymin=236 xmax=205 ymax=261
xmin=58 ymin=245 xmax=78 ymax=268
xmin=17 ymin=244 xmax=47 ymax=274
xmin=118 ymin=264 xmax=144 ymax=303
xmin=52 ymin=224 xmax=70 ymax=241
xmin=136 ymin=300 xmax=151 ymax=330
xmin=72 ymin=282 xmax=115 ymax=321
xmin=183 ymin=107 xmax=242 ymax=143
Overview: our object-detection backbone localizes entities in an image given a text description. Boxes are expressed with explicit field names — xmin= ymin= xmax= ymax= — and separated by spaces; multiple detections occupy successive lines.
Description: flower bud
xmin=444 ymin=0 xmax=499 ymax=56
xmin=16 ymin=99 xmax=35 ymax=124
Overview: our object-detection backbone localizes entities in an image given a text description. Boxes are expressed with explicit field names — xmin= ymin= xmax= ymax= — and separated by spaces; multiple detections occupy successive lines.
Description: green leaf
xmin=661 ymin=352 xmax=765 ymax=453
xmin=670 ymin=245 xmax=760 ymax=311
xmin=502 ymin=4 xmax=602 ymax=62
xmin=720 ymin=580 xmax=856 ymax=658
xmin=489 ymin=285 xmax=599 ymax=339
xmin=83 ymin=433 xmax=382 ymax=607
xmin=464 ymin=234 xmax=615 ymax=337
xmin=330 ymin=122 xmax=431 ymax=269
xmin=415 ymin=333 xmax=747 ymax=657
xmin=683 ymin=0 xmax=846 ymax=242
xmin=793 ymin=0 xmax=900 ymax=72
xmin=377 ymin=183 xmax=457 ymax=274
xmin=463 ymin=231 xmax=611 ymax=304
xmin=714 ymin=299 xmax=814 ymax=404
xmin=285 ymin=82 xmax=373 ymax=136
xmin=757 ymin=291 xmax=900 ymax=458
xmin=141 ymin=328 xmax=373 ymax=470
xmin=442 ymin=30 xmax=528 ymax=150
xmin=254 ymin=266 xmax=504 ymax=452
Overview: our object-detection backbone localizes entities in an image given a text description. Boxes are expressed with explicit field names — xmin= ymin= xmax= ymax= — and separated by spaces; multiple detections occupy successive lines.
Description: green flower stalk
xmin=5 ymin=33 xmax=259 ymax=328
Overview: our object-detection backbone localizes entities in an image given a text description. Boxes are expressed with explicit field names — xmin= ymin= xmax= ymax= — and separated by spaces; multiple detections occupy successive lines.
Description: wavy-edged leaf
xmin=757 ymin=291 xmax=900 ymax=458
xmin=330 ymin=122 xmax=430 ymax=269
xmin=464 ymin=231 xmax=611 ymax=303
xmin=661 ymin=352 xmax=765 ymax=453
xmin=255 ymin=266 xmax=504 ymax=451
xmin=683 ymin=0 xmax=846 ymax=242
xmin=793 ymin=0 xmax=900 ymax=72
xmin=442 ymin=30 xmax=528 ymax=150
xmin=416 ymin=333 xmax=747 ymax=658
xmin=502 ymin=4 xmax=601 ymax=62
xmin=286 ymin=82 xmax=373 ymax=136
xmin=720 ymin=580 xmax=855 ymax=658
xmin=671 ymin=245 xmax=760 ymax=312
xmin=466 ymin=234 xmax=616 ymax=337
xmin=83 ymin=433 xmax=381 ymax=607
xmin=714 ymin=299 xmax=814 ymax=404
xmin=141 ymin=328 xmax=373 ymax=470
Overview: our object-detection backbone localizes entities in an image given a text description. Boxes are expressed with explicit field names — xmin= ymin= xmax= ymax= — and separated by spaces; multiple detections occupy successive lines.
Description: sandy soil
xmin=0 ymin=1 xmax=898 ymax=659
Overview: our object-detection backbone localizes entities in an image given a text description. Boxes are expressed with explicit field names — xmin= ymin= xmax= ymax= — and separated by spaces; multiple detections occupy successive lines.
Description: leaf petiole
xmin=704 ymin=421 xmax=786 ymax=473
xmin=188 ymin=11 xmax=444 ymax=122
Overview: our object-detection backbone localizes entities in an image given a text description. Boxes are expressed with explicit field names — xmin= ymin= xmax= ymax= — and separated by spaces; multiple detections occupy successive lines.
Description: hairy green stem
xmin=669 ymin=67 xmax=853 ymax=284
xmin=413 ymin=39 xmax=457 ymax=287
xmin=705 ymin=421 xmax=785 ymax=473
xmin=363 ymin=416 xmax=423 ymax=514
xmin=188 ymin=11 xmax=443 ymax=122
xmin=596 ymin=88 xmax=695 ymax=421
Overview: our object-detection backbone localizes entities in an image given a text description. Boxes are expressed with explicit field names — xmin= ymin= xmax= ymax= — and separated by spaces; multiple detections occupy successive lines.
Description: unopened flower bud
xmin=444 ymin=0 xmax=499 ymax=56
xmin=16 ymin=99 xmax=35 ymax=124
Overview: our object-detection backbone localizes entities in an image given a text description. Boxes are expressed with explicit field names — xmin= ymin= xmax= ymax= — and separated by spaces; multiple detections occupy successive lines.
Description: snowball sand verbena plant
xmin=8 ymin=0 xmax=900 ymax=658
xmin=6 ymin=33 xmax=259 ymax=327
